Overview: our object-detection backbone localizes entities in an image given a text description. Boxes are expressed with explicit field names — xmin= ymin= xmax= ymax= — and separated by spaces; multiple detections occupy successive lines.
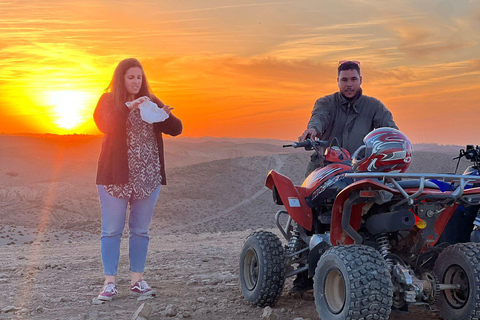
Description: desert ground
xmin=0 ymin=134 xmax=475 ymax=320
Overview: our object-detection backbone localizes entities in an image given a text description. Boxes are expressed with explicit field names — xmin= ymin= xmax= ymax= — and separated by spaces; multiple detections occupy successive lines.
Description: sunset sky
xmin=0 ymin=0 xmax=479 ymax=144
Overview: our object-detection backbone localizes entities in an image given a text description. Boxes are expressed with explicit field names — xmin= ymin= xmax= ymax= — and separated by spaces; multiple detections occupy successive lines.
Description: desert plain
xmin=0 ymin=134 xmax=474 ymax=320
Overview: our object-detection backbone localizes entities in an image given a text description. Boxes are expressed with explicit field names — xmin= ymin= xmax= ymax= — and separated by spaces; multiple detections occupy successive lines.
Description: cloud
xmin=149 ymin=1 xmax=296 ymax=14
xmin=474 ymin=8 xmax=480 ymax=23
xmin=389 ymin=12 xmax=478 ymax=59
xmin=264 ymin=19 xmax=397 ymax=61
xmin=396 ymin=29 xmax=471 ymax=58
xmin=472 ymin=59 xmax=480 ymax=70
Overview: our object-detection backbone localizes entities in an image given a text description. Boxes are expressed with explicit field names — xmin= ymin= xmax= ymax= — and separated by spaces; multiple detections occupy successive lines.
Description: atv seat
xmin=390 ymin=179 xmax=440 ymax=190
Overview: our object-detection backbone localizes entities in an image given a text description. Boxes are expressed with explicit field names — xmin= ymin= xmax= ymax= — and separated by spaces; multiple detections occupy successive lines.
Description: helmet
xmin=351 ymin=128 xmax=412 ymax=173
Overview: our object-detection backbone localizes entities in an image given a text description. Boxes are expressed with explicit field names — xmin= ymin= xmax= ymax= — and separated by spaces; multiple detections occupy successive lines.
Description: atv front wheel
xmin=313 ymin=245 xmax=393 ymax=320
xmin=239 ymin=231 xmax=285 ymax=307
xmin=434 ymin=242 xmax=480 ymax=320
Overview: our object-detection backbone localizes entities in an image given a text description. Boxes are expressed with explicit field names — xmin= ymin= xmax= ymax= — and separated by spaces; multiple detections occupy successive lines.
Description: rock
xmin=132 ymin=303 xmax=152 ymax=320
xmin=301 ymin=293 xmax=314 ymax=301
xmin=162 ymin=304 xmax=178 ymax=317
xmin=137 ymin=294 xmax=155 ymax=301
xmin=196 ymin=297 xmax=206 ymax=303
xmin=91 ymin=298 xmax=105 ymax=305
xmin=261 ymin=306 xmax=274 ymax=320
xmin=114 ymin=310 xmax=127 ymax=315
xmin=292 ymin=318 xmax=305 ymax=320
xmin=2 ymin=305 xmax=22 ymax=313
xmin=87 ymin=310 xmax=99 ymax=319
xmin=35 ymin=306 xmax=44 ymax=313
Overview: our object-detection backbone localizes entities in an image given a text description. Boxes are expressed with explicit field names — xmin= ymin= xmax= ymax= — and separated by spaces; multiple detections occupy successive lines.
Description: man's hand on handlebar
xmin=298 ymin=128 xmax=319 ymax=142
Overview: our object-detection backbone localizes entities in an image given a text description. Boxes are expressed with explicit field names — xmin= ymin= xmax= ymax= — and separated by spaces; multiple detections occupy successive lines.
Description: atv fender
xmin=463 ymin=186 xmax=480 ymax=196
xmin=265 ymin=170 xmax=313 ymax=231
xmin=330 ymin=179 xmax=460 ymax=247
xmin=330 ymin=179 xmax=400 ymax=245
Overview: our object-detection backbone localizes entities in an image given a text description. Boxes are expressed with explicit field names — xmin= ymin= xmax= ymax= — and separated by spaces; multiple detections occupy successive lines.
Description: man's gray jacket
xmin=307 ymin=90 xmax=398 ymax=155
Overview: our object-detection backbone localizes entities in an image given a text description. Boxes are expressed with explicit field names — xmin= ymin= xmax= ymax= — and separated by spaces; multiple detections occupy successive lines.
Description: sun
xmin=48 ymin=90 xmax=88 ymax=130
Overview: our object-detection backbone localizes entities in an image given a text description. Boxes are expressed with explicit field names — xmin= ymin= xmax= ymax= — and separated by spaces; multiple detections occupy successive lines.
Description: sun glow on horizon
xmin=47 ymin=90 xmax=89 ymax=130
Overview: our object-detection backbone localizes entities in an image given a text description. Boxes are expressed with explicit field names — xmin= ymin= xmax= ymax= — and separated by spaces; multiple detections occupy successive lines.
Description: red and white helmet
xmin=351 ymin=128 xmax=412 ymax=173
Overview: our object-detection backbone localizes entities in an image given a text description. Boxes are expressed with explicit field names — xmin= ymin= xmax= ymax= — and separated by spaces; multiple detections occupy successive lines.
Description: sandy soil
xmin=0 ymin=135 xmax=474 ymax=320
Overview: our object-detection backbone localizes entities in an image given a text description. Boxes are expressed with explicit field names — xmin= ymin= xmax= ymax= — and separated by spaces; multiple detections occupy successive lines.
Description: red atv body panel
xmin=301 ymin=163 xmax=352 ymax=190
xmin=463 ymin=187 xmax=480 ymax=195
xmin=330 ymin=179 xmax=459 ymax=246
xmin=265 ymin=170 xmax=313 ymax=230
xmin=265 ymin=163 xmax=351 ymax=231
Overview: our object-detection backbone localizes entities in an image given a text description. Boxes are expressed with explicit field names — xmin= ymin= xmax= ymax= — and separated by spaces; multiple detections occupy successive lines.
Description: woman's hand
xmin=127 ymin=96 xmax=151 ymax=110
xmin=162 ymin=104 xmax=174 ymax=116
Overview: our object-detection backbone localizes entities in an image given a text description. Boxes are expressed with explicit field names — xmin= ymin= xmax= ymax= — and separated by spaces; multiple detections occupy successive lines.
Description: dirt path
xmin=0 ymin=229 xmax=443 ymax=320
xmin=164 ymin=154 xmax=284 ymax=234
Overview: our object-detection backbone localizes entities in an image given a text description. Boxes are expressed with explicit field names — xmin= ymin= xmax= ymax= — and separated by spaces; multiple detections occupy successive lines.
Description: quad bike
xmin=239 ymin=128 xmax=480 ymax=320
xmin=435 ymin=144 xmax=480 ymax=244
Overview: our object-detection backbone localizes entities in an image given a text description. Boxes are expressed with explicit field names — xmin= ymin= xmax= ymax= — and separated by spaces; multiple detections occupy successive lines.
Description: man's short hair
xmin=338 ymin=61 xmax=361 ymax=75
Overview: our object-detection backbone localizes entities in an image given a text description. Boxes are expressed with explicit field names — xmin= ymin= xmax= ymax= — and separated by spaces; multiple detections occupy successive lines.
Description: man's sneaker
xmin=97 ymin=282 xmax=118 ymax=301
xmin=130 ymin=280 xmax=156 ymax=296
xmin=288 ymin=274 xmax=314 ymax=294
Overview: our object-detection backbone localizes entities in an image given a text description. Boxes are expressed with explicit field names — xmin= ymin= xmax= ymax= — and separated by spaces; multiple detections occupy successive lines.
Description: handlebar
xmin=453 ymin=145 xmax=480 ymax=163
xmin=283 ymin=139 xmax=329 ymax=150
xmin=452 ymin=145 xmax=479 ymax=175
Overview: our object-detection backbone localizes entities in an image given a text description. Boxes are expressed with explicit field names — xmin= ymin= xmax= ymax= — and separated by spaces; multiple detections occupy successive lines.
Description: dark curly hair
xmin=338 ymin=61 xmax=361 ymax=75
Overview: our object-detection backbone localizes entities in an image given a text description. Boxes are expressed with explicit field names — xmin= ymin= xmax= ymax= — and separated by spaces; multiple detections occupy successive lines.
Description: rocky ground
xmin=0 ymin=230 xmax=444 ymax=320
xmin=0 ymin=135 xmax=474 ymax=319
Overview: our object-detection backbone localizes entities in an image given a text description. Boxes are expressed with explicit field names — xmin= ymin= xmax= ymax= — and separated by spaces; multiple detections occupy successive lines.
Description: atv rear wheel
xmin=313 ymin=245 xmax=393 ymax=320
xmin=239 ymin=231 xmax=285 ymax=307
xmin=434 ymin=242 xmax=480 ymax=320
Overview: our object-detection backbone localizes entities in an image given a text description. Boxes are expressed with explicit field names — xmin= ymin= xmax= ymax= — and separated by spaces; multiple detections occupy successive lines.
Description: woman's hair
xmin=105 ymin=58 xmax=152 ymax=111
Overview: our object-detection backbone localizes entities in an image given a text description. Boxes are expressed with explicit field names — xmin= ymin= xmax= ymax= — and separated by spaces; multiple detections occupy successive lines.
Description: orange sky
xmin=0 ymin=0 xmax=479 ymax=144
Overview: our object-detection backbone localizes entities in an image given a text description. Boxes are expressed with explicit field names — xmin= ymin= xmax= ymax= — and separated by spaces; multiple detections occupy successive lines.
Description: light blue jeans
xmin=97 ymin=185 xmax=161 ymax=276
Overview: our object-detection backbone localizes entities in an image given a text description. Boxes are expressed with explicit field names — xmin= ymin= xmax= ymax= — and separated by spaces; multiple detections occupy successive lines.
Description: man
xmin=291 ymin=60 xmax=398 ymax=293
xmin=299 ymin=60 xmax=398 ymax=177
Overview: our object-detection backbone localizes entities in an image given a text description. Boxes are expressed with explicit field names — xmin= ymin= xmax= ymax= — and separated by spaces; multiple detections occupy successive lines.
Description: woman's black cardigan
xmin=94 ymin=93 xmax=183 ymax=186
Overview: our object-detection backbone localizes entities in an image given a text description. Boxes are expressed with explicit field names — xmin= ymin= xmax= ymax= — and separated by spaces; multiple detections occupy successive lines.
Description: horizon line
xmin=0 ymin=132 xmax=464 ymax=146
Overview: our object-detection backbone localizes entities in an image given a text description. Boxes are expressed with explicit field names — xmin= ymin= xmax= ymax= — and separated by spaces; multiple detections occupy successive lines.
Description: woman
xmin=94 ymin=58 xmax=182 ymax=301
